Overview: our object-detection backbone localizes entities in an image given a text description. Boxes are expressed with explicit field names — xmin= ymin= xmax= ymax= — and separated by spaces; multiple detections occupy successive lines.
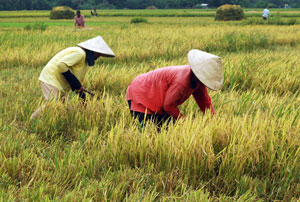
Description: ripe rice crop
xmin=0 ymin=11 xmax=300 ymax=201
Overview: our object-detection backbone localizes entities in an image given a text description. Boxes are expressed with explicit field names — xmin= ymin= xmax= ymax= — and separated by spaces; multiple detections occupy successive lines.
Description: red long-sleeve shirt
xmin=126 ymin=65 xmax=215 ymax=119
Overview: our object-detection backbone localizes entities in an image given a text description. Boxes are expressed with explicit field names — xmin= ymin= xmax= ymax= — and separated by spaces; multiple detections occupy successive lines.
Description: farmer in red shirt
xmin=126 ymin=49 xmax=224 ymax=127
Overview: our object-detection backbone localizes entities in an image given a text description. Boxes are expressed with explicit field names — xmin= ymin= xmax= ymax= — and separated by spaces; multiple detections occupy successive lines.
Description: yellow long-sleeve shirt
xmin=39 ymin=47 xmax=88 ymax=92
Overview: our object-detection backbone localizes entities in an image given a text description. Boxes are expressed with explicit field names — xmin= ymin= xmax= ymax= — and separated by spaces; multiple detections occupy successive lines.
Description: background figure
xmin=126 ymin=49 xmax=224 ymax=129
xmin=91 ymin=8 xmax=98 ymax=16
xmin=30 ymin=36 xmax=115 ymax=120
xmin=74 ymin=10 xmax=85 ymax=28
xmin=262 ymin=7 xmax=270 ymax=20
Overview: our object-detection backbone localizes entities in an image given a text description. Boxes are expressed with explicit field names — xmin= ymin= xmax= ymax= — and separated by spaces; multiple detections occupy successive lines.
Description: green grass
xmin=0 ymin=10 xmax=50 ymax=18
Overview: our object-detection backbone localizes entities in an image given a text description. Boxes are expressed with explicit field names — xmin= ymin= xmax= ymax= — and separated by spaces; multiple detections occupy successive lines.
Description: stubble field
xmin=0 ymin=10 xmax=300 ymax=201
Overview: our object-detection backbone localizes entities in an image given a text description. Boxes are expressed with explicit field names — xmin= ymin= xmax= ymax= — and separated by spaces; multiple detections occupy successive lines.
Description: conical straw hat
xmin=77 ymin=36 xmax=115 ymax=57
xmin=188 ymin=49 xmax=223 ymax=91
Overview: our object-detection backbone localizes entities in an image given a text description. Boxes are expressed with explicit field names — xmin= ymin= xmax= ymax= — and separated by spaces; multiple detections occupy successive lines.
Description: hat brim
xmin=188 ymin=49 xmax=224 ymax=91
xmin=77 ymin=36 xmax=115 ymax=57
xmin=77 ymin=45 xmax=115 ymax=57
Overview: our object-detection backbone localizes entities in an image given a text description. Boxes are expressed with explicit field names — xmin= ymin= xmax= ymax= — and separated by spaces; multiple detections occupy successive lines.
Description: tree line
xmin=0 ymin=0 xmax=299 ymax=10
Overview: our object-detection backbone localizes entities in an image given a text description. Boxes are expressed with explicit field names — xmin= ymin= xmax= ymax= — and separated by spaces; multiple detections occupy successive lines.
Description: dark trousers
xmin=128 ymin=100 xmax=173 ymax=128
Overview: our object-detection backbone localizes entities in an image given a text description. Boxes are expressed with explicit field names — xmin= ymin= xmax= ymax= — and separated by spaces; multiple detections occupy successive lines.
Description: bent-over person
xmin=30 ymin=36 xmax=115 ymax=120
xmin=126 ymin=49 xmax=224 ymax=128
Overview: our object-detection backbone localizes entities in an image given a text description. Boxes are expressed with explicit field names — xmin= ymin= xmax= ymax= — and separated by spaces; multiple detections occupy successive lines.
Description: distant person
xmin=30 ymin=36 xmax=115 ymax=120
xmin=126 ymin=49 xmax=224 ymax=128
xmin=74 ymin=10 xmax=85 ymax=28
xmin=91 ymin=8 xmax=98 ymax=16
xmin=262 ymin=7 xmax=270 ymax=20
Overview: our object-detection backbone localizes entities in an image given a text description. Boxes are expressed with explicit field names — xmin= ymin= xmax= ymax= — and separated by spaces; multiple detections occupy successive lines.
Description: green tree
xmin=254 ymin=0 xmax=268 ymax=8
xmin=32 ymin=0 xmax=51 ymax=10
xmin=126 ymin=0 xmax=148 ymax=9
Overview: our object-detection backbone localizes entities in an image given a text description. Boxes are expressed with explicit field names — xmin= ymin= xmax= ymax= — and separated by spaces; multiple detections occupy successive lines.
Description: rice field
xmin=1 ymin=9 xmax=300 ymax=18
xmin=0 ymin=10 xmax=300 ymax=201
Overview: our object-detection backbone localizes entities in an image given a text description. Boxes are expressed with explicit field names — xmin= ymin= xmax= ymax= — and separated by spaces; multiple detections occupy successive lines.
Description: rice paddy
xmin=0 ymin=10 xmax=300 ymax=201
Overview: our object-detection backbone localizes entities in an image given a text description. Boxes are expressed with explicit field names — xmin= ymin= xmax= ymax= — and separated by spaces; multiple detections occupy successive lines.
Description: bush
xmin=24 ymin=23 xmax=48 ymax=31
xmin=287 ymin=18 xmax=298 ymax=25
xmin=50 ymin=6 xmax=75 ymax=19
xmin=130 ymin=17 xmax=148 ymax=24
xmin=215 ymin=4 xmax=245 ymax=21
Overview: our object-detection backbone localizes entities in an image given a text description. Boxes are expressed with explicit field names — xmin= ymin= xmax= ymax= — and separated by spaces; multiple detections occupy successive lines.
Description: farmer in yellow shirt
xmin=31 ymin=36 xmax=115 ymax=119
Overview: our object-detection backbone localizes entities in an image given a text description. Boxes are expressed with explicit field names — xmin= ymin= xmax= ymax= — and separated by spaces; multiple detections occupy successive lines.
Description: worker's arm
xmin=192 ymin=85 xmax=215 ymax=114
xmin=57 ymin=51 xmax=83 ymax=91
xmin=58 ymin=62 xmax=86 ymax=100
xmin=58 ymin=51 xmax=86 ymax=99
xmin=60 ymin=68 xmax=81 ymax=91
xmin=162 ymin=84 xmax=184 ymax=119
